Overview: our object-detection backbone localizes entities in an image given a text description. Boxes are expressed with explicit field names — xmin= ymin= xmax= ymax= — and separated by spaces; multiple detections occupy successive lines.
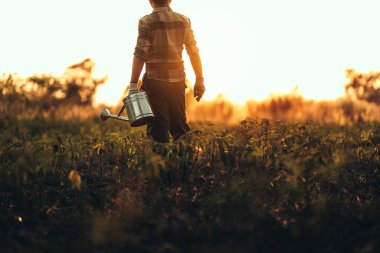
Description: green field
xmin=1 ymin=117 xmax=379 ymax=253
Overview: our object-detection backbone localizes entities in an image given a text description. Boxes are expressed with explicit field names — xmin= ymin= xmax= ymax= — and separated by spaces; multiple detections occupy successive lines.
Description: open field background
xmin=1 ymin=60 xmax=380 ymax=252
xmin=1 ymin=116 xmax=380 ymax=253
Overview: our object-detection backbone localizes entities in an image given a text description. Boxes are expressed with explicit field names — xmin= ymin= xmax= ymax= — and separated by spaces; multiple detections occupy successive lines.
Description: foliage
xmin=187 ymin=91 xmax=380 ymax=125
xmin=0 ymin=117 xmax=379 ymax=253
xmin=2 ymin=62 xmax=380 ymax=124
xmin=0 ymin=58 xmax=106 ymax=117
xmin=345 ymin=68 xmax=380 ymax=105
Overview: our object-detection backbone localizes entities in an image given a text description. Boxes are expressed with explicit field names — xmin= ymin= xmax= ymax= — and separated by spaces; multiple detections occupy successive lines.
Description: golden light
xmin=1 ymin=0 xmax=380 ymax=105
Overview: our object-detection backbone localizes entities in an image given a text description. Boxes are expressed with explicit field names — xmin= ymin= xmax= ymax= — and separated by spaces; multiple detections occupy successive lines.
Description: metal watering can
xmin=100 ymin=87 xmax=154 ymax=127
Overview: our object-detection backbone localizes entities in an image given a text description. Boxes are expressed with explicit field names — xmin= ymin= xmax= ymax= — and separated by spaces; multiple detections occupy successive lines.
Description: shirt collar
xmin=152 ymin=6 xmax=173 ymax=13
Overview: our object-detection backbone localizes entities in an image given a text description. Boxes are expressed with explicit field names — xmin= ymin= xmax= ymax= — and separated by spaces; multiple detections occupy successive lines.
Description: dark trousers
xmin=142 ymin=76 xmax=190 ymax=143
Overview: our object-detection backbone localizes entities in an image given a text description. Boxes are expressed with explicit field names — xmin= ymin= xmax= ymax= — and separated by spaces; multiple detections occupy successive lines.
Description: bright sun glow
xmin=1 ymin=0 xmax=380 ymax=105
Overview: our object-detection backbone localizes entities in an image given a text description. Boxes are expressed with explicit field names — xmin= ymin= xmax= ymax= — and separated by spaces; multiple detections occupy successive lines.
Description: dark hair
xmin=152 ymin=0 xmax=169 ymax=6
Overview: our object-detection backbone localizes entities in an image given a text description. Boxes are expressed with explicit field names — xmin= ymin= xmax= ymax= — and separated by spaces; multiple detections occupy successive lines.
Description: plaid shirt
xmin=134 ymin=7 xmax=200 ymax=82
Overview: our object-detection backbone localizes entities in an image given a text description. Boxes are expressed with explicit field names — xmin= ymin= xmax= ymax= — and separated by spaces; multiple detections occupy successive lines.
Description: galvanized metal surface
xmin=100 ymin=91 xmax=154 ymax=127
xmin=123 ymin=92 xmax=154 ymax=127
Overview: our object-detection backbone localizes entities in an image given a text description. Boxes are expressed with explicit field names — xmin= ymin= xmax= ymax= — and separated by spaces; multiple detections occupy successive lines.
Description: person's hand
xmin=194 ymin=78 xmax=205 ymax=102
xmin=128 ymin=82 xmax=138 ymax=95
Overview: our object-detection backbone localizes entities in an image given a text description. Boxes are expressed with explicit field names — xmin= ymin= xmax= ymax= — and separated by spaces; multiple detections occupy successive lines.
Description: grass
xmin=0 ymin=116 xmax=379 ymax=253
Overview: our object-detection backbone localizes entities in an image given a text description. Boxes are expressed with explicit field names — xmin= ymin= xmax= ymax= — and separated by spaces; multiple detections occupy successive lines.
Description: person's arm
xmin=189 ymin=53 xmax=203 ymax=81
xmin=184 ymin=19 xmax=205 ymax=101
xmin=130 ymin=55 xmax=145 ymax=83
xmin=130 ymin=18 xmax=150 ymax=91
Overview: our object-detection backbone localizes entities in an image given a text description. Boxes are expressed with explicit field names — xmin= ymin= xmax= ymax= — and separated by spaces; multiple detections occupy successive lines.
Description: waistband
xmin=145 ymin=62 xmax=184 ymax=71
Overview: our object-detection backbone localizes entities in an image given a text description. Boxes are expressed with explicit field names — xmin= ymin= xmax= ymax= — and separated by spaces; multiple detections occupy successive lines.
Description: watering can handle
xmin=117 ymin=105 xmax=125 ymax=117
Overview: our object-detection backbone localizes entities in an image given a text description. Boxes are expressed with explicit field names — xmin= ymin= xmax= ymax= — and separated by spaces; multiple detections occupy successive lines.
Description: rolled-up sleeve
xmin=184 ymin=20 xmax=200 ymax=57
xmin=134 ymin=19 xmax=151 ymax=61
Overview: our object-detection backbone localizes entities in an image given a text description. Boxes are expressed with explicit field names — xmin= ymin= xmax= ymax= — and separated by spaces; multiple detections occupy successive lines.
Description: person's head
xmin=149 ymin=0 xmax=171 ymax=8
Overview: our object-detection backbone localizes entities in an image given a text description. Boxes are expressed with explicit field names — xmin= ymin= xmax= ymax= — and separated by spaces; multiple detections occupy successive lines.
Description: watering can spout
xmin=100 ymin=108 xmax=129 ymax=122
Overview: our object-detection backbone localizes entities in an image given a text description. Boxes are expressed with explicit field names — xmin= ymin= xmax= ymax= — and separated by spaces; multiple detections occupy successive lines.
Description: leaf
xmin=252 ymin=147 xmax=264 ymax=158
xmin=217 ymin=138 xmax=228 ymax=166
xmin=361 ymin=129 xmax=373 ymax=142
xmin=68 ymin=169 xmax=81 ymax=189
xmin=93 ymin=143 xmax=105 ymax=155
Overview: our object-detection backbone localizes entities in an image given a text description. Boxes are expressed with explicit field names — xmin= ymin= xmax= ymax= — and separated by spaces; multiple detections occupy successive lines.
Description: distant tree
xmin=63 ymin=58 xmax=107 ymax=105
xmin=28 ymin=58 xmax=107 ymax=106
xmin=345 ymin=69 xmax=380 ymax=105
xmin=0 ymin=58 xmax=107 ymax=117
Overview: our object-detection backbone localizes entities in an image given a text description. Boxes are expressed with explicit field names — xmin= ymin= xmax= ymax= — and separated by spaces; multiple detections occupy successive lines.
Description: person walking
xmin=128 ymin=0 xmax=205 ymax=143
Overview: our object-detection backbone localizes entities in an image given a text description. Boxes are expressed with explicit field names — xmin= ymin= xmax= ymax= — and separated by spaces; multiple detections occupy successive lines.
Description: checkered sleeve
xmin=184 ymin=20 xmax=200 ymax=57
xmin=134 ymin=19 xmax=151 ymax=61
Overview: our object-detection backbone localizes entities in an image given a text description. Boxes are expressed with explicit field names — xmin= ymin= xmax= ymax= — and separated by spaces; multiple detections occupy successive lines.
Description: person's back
xmin=135 ymin=6 xmax=200 ymax=83
xmin=145 ymin=9 xmax=192 ymax=64
xmin=129 ymin=0 xmax=205 ymax=143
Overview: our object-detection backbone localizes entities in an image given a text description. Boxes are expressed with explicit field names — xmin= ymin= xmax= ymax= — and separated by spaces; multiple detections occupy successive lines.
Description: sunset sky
xmin=1 ymin=0 xmax=380 ymax=105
